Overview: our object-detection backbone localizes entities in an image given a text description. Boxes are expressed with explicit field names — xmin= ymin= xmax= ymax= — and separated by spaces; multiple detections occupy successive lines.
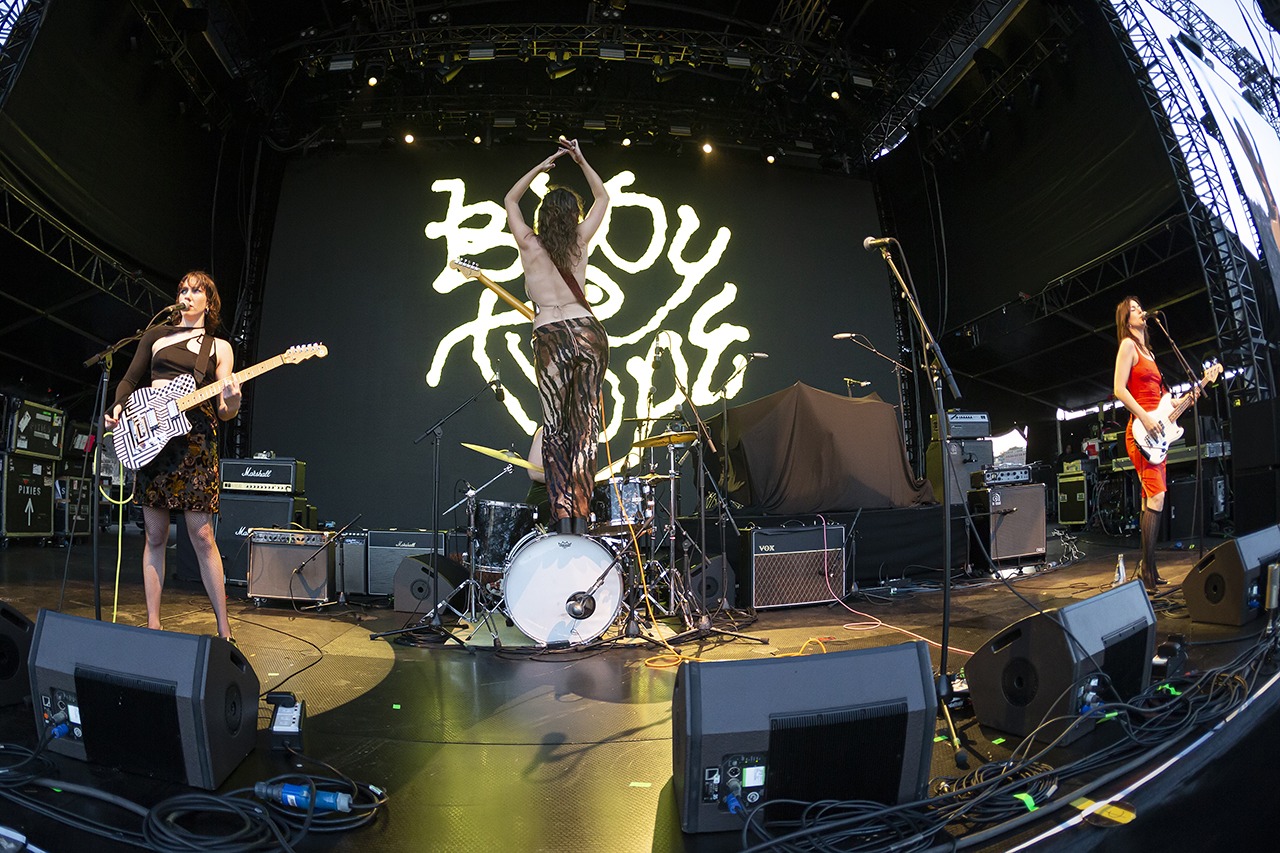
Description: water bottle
xmin=1115 ymin=554 xmax=1126 ymax=585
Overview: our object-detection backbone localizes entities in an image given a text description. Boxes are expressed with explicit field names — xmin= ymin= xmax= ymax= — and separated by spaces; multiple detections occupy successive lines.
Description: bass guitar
xmin=449 ymin=258 xmax=535 ymax=320
xmin=112 ymin=343 xmax=327 ymax=471
xmin=1130 ymin=361 xmax=1223 ymax=464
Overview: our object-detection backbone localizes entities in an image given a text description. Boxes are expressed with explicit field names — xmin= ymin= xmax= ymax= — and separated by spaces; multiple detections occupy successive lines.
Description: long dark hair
xmin=534 ymin=186 xmax=585 ymax=271
xmin=1115 ymin=295 xmax=1148 ymax=350
xmin=181 ymin=270 xmax=221 ymax=329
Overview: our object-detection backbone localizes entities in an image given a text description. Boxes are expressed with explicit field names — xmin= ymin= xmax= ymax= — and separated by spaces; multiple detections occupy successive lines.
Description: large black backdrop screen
xmin=253 ymin=146 xmax=892 ymax=529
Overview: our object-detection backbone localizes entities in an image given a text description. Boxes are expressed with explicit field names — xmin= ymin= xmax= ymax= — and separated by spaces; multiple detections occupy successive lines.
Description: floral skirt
xmin=136 ymin=403 xmax=220 ymax=514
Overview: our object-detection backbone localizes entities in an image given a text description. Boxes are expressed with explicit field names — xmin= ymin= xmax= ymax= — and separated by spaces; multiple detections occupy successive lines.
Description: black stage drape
xmin=708 ymin=382 xmax=934 ymax=514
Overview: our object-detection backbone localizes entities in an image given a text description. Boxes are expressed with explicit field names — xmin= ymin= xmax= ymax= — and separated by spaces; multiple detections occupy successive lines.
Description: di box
xmin=248 ymin=529 xmax=335 ymax=603
xmin=740 ymin=525 xmax=847 ymax=609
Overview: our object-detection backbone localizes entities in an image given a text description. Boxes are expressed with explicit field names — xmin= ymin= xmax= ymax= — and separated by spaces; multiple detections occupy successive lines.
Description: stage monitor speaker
xmin=0 ymin=602 xmax=33 ymax=706
xmin=1182 ymin=524 xmax=1280 ymax=626
xmin=740 ymin=525 xmax=846 ymax=609
xmin=29 ymin=609 xmax=258 ymax=789
xmin=247 ymin=530 xmax=335 ymax=603
xmin=392 ymin=553 xmax=469 ymax=614
xmin=688 ymin=555 xmax=736 ymax=610
xmin=175 ymin=494 xmax=308 ymax=584
xmin=367 ymin=530 xmax=442 ymax=596
xmin=966 ymin=581 xmax=1155 ymax=745
xmin=673 ymin=641 xmax=936 ymax=833
xmin=968 ymin=484 xmax=1047 ymax=562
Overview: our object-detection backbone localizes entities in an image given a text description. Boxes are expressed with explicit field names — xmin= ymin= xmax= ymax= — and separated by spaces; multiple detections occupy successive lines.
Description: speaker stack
xmin=1231 ymin=399 xmax=1280 ymax=533
xmin=968 ymin=483 xmax=1047 ymax=563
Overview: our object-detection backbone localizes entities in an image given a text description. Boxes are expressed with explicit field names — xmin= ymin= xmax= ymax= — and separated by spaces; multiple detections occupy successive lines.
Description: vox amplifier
xmin=740 ymin=525 xmax=848 ymax=609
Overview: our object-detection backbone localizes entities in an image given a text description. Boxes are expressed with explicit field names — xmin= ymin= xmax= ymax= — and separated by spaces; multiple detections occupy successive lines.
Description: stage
xmin=0 ymin=525 xmax=1277 ymax=852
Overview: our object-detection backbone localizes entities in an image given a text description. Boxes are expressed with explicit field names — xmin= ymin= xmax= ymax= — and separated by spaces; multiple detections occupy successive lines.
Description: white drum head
xmin=503 ymin=534 xmax=623 ymax=646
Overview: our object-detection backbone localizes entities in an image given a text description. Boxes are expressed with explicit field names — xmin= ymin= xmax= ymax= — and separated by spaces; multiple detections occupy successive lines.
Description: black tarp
xmin=709 ymin=382 xmax=934 ymax=514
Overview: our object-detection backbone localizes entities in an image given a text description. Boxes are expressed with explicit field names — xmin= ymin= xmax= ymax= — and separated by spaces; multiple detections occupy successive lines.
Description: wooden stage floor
xmin=0 ymin=524 xmax=1277 ymax=852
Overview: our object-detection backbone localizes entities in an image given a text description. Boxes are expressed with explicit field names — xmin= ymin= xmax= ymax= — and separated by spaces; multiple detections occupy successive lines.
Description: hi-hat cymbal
xmin=632 ymin=430 xmax=698 ymax=449
xmin=461 ymin=442 xmax=544 ymax=474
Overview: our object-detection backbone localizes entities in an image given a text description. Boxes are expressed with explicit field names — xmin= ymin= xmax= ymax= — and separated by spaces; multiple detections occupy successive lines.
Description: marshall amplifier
xmin=248 ymin=530 xmax=335 ymax=603
xmin=367 ymin=530 xmax=443 ymax=596
xmin=930 ymin=411 xmax=990 ymax=440
xmin=740 ymin=524 xmax=848 ymax=609
xmin=220 ymin=458 xmax=306 ymax=495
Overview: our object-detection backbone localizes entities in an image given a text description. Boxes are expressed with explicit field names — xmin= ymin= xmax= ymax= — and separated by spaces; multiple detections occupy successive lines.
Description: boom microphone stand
xmin=866 ymin=235 xmax=970 ymax=767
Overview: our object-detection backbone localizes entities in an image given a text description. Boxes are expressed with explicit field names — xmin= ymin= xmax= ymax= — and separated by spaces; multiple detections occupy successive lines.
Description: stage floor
xmin=0 ymin=525 xmax=1276 ymax=852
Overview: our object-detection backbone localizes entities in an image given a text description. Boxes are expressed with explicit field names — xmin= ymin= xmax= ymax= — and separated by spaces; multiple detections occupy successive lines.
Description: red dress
xmin=1124 ymin=349 xmax=1166 ymax=498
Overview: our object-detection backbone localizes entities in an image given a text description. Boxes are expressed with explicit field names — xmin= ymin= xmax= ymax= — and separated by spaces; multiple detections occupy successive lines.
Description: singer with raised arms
xmin=104 ymin=271 xmax=239 ymax=641
xmin=1112 ymin=296 xmax=1195 ymax=593
xmin=504 ymin=137 xmax=610 ymax=534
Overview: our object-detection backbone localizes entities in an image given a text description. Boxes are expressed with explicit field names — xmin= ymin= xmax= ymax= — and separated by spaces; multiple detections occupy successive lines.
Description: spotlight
xmin=404 ymin=132 xmax=415 ymax=144
xmin=621 ymin=137 xmax=632 ymax=147
xmin=653 ymin=63 xmax=680 ymax=84
xmin=701 ymin=142 xmax=713 ymax=154
xmin=437 ymin=60 xmax=463 ymax=83
xmin=547 ymin=51 xmax=577 ymax=79
xmin=472 ymin=134 xmax=482 ymax=145
xmin=365 ymin=61 xmax=385 ymax=87
xmin=766 ymin=153 xmax=776 ymax=164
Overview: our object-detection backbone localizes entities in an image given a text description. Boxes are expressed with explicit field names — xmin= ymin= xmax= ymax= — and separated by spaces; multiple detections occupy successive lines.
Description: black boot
xmin=555 ymin=517 xmax=573 ymax=535
xmin=571 ymin=516 xmax=588 ymax=535
xmin=1140 ymin=507 xmax=1164 ymax=592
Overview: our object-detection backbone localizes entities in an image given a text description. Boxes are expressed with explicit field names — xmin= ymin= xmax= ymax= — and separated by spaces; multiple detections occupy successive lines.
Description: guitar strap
xmin=193 ymin=330 xmax=215 ymax=386
xmin=555 ymin=266 xmax=593 ymax=315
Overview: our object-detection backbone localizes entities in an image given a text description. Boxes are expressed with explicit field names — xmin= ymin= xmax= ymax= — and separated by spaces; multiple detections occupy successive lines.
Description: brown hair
xmin=180 ymin=270 xmax=221 ymax=329
xmin=534 ymin=186 xmax=585 ymax=271
xmin=1115 ymin=295 xmax=1148 ymax=350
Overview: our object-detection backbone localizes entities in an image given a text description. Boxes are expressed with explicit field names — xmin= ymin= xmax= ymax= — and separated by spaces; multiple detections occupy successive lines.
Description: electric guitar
xmin=449 ymin=258 xmax=536 ymax=320
xmin=112 ymin=343 xmax=327 ymax=471
xmin=1130 ymin=361 xmax=1223 ymax=464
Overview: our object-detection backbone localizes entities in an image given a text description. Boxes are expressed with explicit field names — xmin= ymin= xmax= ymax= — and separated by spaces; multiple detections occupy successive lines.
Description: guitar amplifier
xmin=247 ymin=530 xmax=335 ymax=603
xmin=930 ymin=411 xmax=990 ymax=440
xmin=220 ymin=458 xmax=306 ymax=495
xmin=974 ymin=466 xmax=1032 ymax=487
xmin=367 ymin=529 xmax=443 ymax=596
xmin=740 ymin=525 xmax=848 ymax=609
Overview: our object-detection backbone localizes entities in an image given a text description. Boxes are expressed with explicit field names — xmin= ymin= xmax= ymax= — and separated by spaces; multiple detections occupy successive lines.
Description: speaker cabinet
xmin=1183 ymin=525 xmax=1280 ymax=625
xmin=336 ymin=531 xmax=368 ymax=595
xmin=966 ymin=581 xmax=1156 ymax=745
xmin=926 ymin=439 xmax=994 ymax=505
xmin=673 ymin=641 xmax=936 ymax=833
xmin=740 ymin=525 xmax=847 ymax=609
xmin=1164 ymin=475 xmax=1226 ymax=541
xmin=392 ymin=554 xmax=469 ymax=614
xmin=0 ymin=602 xmax=33 ymax=706
xmin=29 ymin=610 xmax=259 ymax=789
xmin=968 ymin=484 xmax=1047 ymax=562
xmin=247 ymin=530 xmax=335 ymax=603
xmin=367 ymin=530 xmax=441 ymax=596
xmin=1232 ymin=398 xmax=1280 ymax=470
xmin=176 ymin=494 xmax=309 ymax=584
xmin=1232 ymin=468 xmax=1280 ymax=535
xmin=1056 ymin=473 xmax=1088 ymax=526
xmin=688 ymin=555 xmax=737 ymax=609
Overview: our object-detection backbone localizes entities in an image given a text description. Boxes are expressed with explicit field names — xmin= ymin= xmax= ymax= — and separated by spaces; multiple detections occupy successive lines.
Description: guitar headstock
xmin=449 ymin=257 xmax=483 ymax=279
xmin=1204 ymin=361 xmax=1224 ymax=384
xmin=282 ymin=343 xmax=328 ymax=364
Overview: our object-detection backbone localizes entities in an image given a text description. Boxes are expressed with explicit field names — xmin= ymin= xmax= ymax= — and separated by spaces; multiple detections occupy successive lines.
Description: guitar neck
xmin=1167 ymin=375 xmax=1211 ymax=423
xmin=176 ymin=355 xmax=286 ymax=410
xmin=452 ymin=262 xmax=536 ymax=320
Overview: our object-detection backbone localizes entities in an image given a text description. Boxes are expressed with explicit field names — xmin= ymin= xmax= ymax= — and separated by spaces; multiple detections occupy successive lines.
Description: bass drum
xmin=503 ymin=533 xmax=623 ymax=646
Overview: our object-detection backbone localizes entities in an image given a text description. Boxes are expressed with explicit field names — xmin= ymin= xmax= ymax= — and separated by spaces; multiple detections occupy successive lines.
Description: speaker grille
xmin=751 ymin=548 xmax=844 ymax=608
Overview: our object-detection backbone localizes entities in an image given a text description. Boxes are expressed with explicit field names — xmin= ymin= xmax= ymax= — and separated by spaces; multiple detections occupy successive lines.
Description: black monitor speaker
xmin=672 ymin=641 xmax=936 ymax=833
xmin=965 ymin=581 xmax=1155 ymax=746
xmin=1182 ymin=524 xmax=1280 ymax=626
xmin=0 ymin=602 xmax=33 ymax=706
xmin=29 ymin=610 xmax=259 ymax=789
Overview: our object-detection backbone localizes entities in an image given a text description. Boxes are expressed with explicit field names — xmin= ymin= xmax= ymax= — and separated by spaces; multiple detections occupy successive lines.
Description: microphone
xmin=746 ymin=352 xmax=769 ymax=360
xmin=843 ymin=377 xmax=870 ymax=387
xmin=832 ymin=332 xmax=856 ymax=340
xmin=997 ymin=507 xmax=1018 ymax=515
xmin=863 ymin=236 xmax=893 ymax=251
xmin=491 ymin=363 xmax=504 ymax=401
xmin=566 ymin=591 xmax=596 ymax=620
xmin=653 ymin=345 xmax=665 ymax=367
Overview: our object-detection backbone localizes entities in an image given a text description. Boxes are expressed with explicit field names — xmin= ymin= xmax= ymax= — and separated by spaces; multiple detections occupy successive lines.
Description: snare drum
xmin=473 ymin=501 xmax=537 ymax=572
xmin=503 ymin=533 xmax=624 ymax=646
xmin=590 ymin=477 xmax=652 ymax=535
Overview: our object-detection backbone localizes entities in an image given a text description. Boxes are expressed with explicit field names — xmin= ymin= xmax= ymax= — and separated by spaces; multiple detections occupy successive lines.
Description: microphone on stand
xmin=832 ymin=332 xmax=857 ymax=340
xmin=566 ymin=591 xmax=596 ymax=619
xmin=843 ymin=378 xmax=871 ymax=387
xmin=745 ymin=352 xmax=769 ymax=360
xmin=653 ymin=338 xmax=666 ymax=367
xmin=863 ymin=236 xmax=893 ymax=251
xmin=491 ymin=362 xmax=505 ymax=401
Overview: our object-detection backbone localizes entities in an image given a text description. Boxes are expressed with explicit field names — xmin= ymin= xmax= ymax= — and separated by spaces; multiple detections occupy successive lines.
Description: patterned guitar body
xmin=112 ymin=374 xmax=197 ymax=471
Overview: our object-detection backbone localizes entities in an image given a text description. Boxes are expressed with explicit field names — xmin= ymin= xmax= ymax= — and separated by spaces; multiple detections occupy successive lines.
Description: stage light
xmin=437 ymin=61 xmax=463 ymax=83
xmin=328 ymin=54 xmax=354 ymax=72
xmin=653 ymin=63 xmax=680 ymax=84
xmin=365 ymin=61 xmax=385 ymax=87
xmin=725 ymin=50 xmax=752 ymax=69
xmin=599 ymin=41 xmax=626 ymax=61
xmin=701 ymin=142 xmax=713 ymax=154
xmin=468 ymin=42 xmax=495 ymax=61
xmin=403 ymin=133 xmax=415 ymax=144
xmin=472 ymin=134 xmax=482 ymax=145
xmin=621 ymin=137 xmax=632 ymax=147
xmin=547 ymin=51 xmax=577 ymax=79
xmin=765 ymin=153 xmax=775 ymax=164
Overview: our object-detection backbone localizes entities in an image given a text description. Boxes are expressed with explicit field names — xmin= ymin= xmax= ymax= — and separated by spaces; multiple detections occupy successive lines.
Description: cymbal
xmin=621 ymin=413 xmax=681 ymax=423
xmin=632 ymin=430 xmax=698 ymax=449
xmin=633 ymin=472 xmax=677 ymax=481
xmin=461 ymin=442 xmax=544 ymax=474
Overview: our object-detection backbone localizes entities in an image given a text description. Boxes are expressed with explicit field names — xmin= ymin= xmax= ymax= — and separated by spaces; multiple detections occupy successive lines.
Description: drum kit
xmin=429 ymin=425 xmax=728 ymax=647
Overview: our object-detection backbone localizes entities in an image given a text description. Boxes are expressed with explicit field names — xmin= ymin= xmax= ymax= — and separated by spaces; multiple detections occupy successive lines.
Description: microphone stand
xmin=389 ymin=376 xmax=498 ymax=648
xmin=869 ymin=240 xmax=970 ymax=768
xmin=293 ymin=513 xmax=362 ymax=611
xmin=666 ymin=356 xmax=766 ymax=646
xmin=82 ymin=307 xmax=177 ymax=622
xmin=837 ymin=333 xmax=912 ymax=375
